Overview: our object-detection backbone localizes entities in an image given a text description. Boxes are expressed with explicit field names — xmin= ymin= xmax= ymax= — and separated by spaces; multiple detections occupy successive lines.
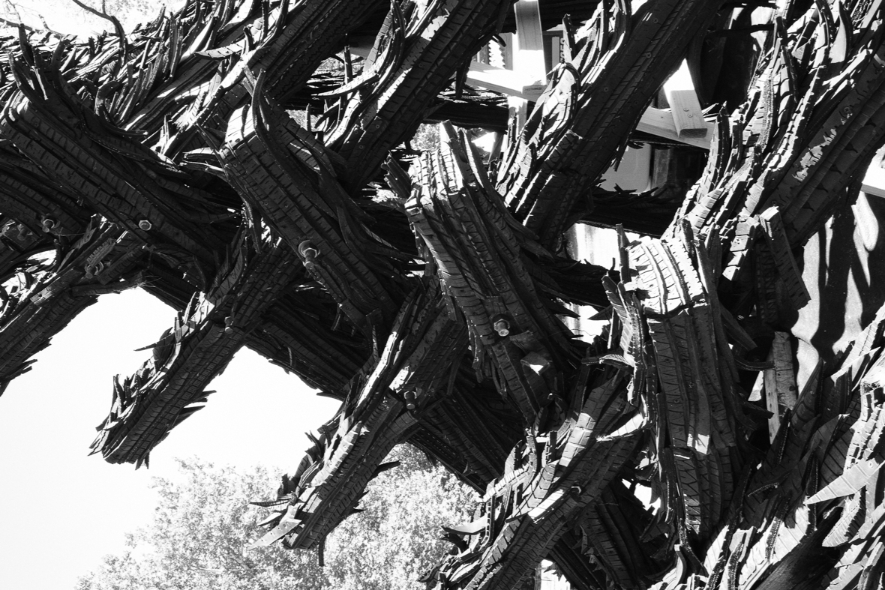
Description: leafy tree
xmin=76 ymin=0 xmax=163 ymax=29
xmin=76 ymin=445 xmax=478 ymax=590
xmin=0 ymin=0 xmax=164 ymax=34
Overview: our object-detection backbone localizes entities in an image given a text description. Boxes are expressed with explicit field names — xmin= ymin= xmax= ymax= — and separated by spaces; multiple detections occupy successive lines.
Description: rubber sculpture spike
xmin=4 ymin=0 xmax=885 ymax=588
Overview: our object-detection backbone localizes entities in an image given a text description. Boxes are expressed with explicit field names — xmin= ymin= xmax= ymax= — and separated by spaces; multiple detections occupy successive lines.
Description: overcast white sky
xmin=0 ymin=289 xmax=339 ymax=589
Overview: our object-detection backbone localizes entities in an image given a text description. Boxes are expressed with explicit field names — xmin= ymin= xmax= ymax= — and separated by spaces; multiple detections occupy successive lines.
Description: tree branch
xmin=68 ymin=0 xmax=127 ymax=57
xmin=0 ymin=16 xmax=36 ymax=33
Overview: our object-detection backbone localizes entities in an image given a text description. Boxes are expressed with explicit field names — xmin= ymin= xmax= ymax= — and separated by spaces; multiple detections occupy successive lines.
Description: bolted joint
xmin=298 ymin=241 xmax=318 ymax=262
xmin=41 ymin=218 xmax=56 ymax=233
xmin=404 ymin=391 xmax=417 ymax=411
xmin=492 ymin=318 xmax=510 ymax=337
xmin=138 ymin=219 xmax=152 ymax=231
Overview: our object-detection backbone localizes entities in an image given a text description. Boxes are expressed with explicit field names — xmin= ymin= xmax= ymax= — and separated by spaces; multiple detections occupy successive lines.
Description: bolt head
xmin=299 ymin=241 xmax=318 ymax=261
xmin=139 ymin=219 xmax=152 ymax=231
xmin=493 ymin=319 xmax=510 ymax=337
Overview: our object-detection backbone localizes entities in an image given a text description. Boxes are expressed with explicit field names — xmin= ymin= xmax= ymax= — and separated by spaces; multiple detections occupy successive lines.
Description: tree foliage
xmin=76 ymin=445 xmax=477 ymax=590
xmin=0 ymin=0 xmax=159 ymax=34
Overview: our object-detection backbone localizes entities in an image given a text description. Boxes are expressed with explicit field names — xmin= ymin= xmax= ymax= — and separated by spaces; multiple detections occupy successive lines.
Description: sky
xmin=0 ymin=290 xmax=339 ymax=589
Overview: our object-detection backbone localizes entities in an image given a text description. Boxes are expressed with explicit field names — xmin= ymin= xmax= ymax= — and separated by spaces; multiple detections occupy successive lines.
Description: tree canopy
xmin=77 ymin=445 xmax=477 ymax=590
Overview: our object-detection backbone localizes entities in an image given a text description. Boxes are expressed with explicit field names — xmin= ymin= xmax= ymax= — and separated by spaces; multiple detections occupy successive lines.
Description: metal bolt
xmin=299 ymin=241 xmax=318 ymax=262
xmin=41 ymin=218 xmax=56 ymax=233
xmin=493 ymin=319 xmax=510 ymax=337
xmin=139 ymin=219 xmax=152 ymax=231
xmin=405 ymin=391 xmax=416 ymax=411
